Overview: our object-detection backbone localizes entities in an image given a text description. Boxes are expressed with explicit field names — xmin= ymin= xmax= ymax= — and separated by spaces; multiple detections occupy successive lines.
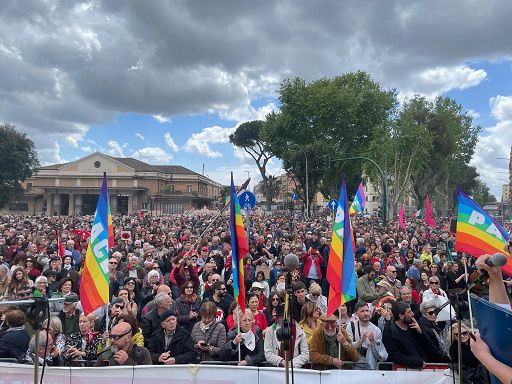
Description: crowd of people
xmin=0 ymin=211 xmax=510 ymax=382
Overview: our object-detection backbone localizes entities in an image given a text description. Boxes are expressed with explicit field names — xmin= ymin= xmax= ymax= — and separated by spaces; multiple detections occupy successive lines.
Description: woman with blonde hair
xmin=299 ymin=301 xmax=321 ymax=346
xmin=306 ymin=282 xmax=327 ymax=314
xmin=449 ymin=323 xmax=490 ymax=383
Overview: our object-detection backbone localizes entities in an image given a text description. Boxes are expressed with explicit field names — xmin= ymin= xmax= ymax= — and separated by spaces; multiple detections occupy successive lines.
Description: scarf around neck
xmin=324 ymin=333 xmax=338 ymax=358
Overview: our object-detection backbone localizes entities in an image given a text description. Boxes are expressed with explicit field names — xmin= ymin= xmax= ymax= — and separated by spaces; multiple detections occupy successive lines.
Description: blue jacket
xmin=0 ymin=327 xmax=30 ymax=360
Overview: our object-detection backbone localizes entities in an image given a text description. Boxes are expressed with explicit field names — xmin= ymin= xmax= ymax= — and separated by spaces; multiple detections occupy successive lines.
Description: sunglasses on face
xmin=109 ymin=330 xmax=131 ymax=340
xmin=110 ymin=262 xmax=118 ymax=265
xmin=455 ymin=331 xmax=469 ymax=337
xmin=185 ymin=286 xmax=194 ymax=289
xmin=126 ymin=282 xmax=135 ymax=286
xmin=429 ymin=281 xmax=439 ymax=285
xmin=113 ymin=304 xmax=125 ymax=310
xmin=427 ymin=310 xmax=437 ymax=316
xmin=271 ymin=298 xmax=280 ymax=302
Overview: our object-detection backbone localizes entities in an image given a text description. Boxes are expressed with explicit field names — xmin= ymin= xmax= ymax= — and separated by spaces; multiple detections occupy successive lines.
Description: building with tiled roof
xmin=12 ymin=152 xmax=223 ymax=215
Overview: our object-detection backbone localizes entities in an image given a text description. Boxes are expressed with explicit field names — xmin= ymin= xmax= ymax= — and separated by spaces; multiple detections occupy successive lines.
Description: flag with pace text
xmin=229 ymin=173 xmax=248 ymax=312
xmin=327 ymin=177 xmax=357 ymax=315
xmin=349 ymin=181 xmax=366 ymax=216
xmin=455 ymin=188 xmax=511 ymax=277
xmin=79 ymin=173 xmax=111 ymax=315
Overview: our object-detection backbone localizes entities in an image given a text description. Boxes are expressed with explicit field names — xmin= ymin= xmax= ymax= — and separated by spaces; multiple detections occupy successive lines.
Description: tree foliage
xmin=366 ymin=95 xmax=481 ymax=215
xmin=471 ymin=178 xmax=497 ymax=206
xmin=0 ymin=123 xmax=40 ymax=208
xmin=229 ymin=120 xmax=275 ymax=207
xmin=263 ymin=175 xmax=282 ymax=204
xmin=261 ymin=71 xmax=395 ymax=213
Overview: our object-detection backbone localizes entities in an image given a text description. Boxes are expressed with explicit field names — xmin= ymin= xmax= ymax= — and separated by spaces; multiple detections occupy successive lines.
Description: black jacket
xmin=382 ymin=320 xmax=435 ymax=368
xmin=147 ymin=325 xmax=196 ymax=364
xmin=418 ymin=317 xmax=451 ymax=363
xmin=141 ymin=309 xmax=162 ymax=346
xmin=219 ymin=327 xmax=265 ymax=366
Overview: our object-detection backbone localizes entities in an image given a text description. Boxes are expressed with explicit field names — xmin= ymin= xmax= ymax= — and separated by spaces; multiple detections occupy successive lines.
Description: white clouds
xmin=38 ymin=142 xmax=68 ymax=165
xmin=131 ymin=147 xmax=172 ymax=164
xmin=135 ymin=132 xmax=144 ymax=140
xmin=403 ymin=65 xmax=487 ymax=98
xmin=106 ymin=140 xmax=126 ymax=157
xmin=164 ymin=132 xmax=179 ymax=152
xmin=153 ymin=114 xmax=171 ymax=124
xmin=490 ymin=95 xmax=512 ymax=121
xmin=466 ymin=109 xmax=480 ymax=120
xmin=184 ymin=126 xmax=235 ymax=158
xmin=471 ymin=95 xmax=512 ymax=200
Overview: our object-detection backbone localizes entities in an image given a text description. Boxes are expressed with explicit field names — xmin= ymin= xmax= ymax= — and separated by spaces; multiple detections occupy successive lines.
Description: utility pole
xmin=330 ymin=156 xmax=388 ymax=226
xmin=293 ymin=145 xmax=309 ymax=218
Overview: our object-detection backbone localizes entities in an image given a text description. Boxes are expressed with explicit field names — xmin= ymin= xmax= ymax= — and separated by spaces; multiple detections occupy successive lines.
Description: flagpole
xmin=463 ymin=260 xmax=475 ymax=331
xmin=183 ymin=178 xmax=250 ymax=256
xmin=237 ymin=305 xmax=241 ymax=363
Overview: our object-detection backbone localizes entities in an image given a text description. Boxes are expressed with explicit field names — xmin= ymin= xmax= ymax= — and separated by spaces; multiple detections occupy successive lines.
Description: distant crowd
xmin=0 ymin=211 xmax=510 ymax=381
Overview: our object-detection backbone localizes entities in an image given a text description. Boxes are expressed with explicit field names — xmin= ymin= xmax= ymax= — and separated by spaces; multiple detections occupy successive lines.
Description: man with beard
xmin=96 ymin=322 xmax=151 ymax=366
xmin=309 ymin=313 xmax=359 ymax=370
xmin=201 ymin=281 xmax=233 ymax=324
xmin=346 ymin=302 xmax=388 ymax=370
xmin=382 ymin=301 xmax=436 ymax=368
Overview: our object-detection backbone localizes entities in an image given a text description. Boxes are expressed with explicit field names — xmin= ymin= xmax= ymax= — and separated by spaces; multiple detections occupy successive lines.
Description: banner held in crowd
xmin=425 ymin=194 xmax=436 ymax=229
xmin=326 ymin=176 xmax=357 ymax=316
xmin=229 ymin=172 xmax=248 ymax=313
xmin=399 ymin=206 xmax=407 ymax=232
xmin=455 ymin=188 xmax=512 ymax=277
xmin=349 ymin=181 xmax=366 ymax=216
xmin=79 ymin=172 xmax=112 ymax=315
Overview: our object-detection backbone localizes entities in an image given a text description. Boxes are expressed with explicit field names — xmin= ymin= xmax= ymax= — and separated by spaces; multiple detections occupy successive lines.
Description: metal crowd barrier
xmin=377 ymin=362 xmax=450 ymax=372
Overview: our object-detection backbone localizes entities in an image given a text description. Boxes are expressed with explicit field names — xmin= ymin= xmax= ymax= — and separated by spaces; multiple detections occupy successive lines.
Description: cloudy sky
xmin=1 ymin=0 xmax=511 ymax=199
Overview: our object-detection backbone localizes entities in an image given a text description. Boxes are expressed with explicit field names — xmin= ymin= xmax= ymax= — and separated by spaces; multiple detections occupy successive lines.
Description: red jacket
xmin=301 ymin=252 xmax=324 ymax=279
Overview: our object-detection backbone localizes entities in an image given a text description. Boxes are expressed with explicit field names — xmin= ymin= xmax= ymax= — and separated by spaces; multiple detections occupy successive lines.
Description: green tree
xmin=262 ymin=71 xmax=395 ymax=214
xmin=229 ymin=120 xmax=275 ymax=208
xmin=0 ymin=123 xmax=40 ymax=209
xmin=404 ymin=96 xmax=481 ymax=211
xmin=471 ymin=178 xmax=497 ymax=206
xmin=219 ymin=186 xmax=230 ymax=205
xmin=263 ymin=175 xmax=282 ymax=205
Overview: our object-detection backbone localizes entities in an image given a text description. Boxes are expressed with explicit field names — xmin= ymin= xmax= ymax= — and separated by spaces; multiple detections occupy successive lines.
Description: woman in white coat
xmin=264 ymin=303 xmax=309 ymax=368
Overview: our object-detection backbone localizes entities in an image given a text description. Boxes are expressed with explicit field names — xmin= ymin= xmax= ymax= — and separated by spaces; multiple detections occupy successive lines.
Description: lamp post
xmin=331 ymin=156 xmax=388 ymax=226
xmin=293 ymin=145 xmax=309 ymax=218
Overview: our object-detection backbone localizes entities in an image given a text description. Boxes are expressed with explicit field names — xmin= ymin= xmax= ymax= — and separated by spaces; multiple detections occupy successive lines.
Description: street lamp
xmin=292 ymin=144 xmax=309 ymax=218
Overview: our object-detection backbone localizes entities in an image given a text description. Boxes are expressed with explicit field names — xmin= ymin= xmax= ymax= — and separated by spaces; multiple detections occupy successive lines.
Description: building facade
xmin=10 ymin=152 xmax=223 ymax=215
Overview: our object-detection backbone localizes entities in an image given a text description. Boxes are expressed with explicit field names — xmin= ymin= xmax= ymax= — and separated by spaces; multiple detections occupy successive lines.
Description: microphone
xmin=485 ymin=253 xmax=507 ymax=268
xmin=284 ymin=253 xmax=300 ymax=271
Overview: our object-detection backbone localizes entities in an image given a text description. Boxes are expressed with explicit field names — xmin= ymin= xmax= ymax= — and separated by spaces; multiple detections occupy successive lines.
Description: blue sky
xmin=1 ymin=1 xmax=511 ymax=199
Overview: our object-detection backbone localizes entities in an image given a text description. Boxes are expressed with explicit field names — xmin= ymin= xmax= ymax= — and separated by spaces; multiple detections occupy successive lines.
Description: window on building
xmin=163 ymin=202 xmax=183 ymax=214
xmin=187 ymin=185 xmax=192 ymax=193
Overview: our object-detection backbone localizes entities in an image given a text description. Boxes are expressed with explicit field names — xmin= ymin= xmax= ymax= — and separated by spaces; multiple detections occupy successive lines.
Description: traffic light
xmin=322 ymin=155 xmax=330 ymax=168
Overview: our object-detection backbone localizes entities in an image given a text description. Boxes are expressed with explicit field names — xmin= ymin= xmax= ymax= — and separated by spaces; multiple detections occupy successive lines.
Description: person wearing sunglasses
xmin=417 ymin=302 xmax=451 ymax=364
xmin=95 ymin=322 xmax=151 ymax=366
xmin=421 ymin=276 xmax=452 ymax=322
xmin=449 ymin=322 xmax=490 ymax=383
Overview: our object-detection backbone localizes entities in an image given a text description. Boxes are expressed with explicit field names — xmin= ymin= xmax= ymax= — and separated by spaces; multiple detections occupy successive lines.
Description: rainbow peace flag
xmin=326 ymin=176 xmax=357 ymax=315
xmin=349 ymin=181 xmax=366 ymax=216
xmin=455 ymin=188 xmax=511 ymax=277
xmin=79 ymin=173 xmax=112 ymax=315
xmin=229 ymin=173 xmax=248 ymax=312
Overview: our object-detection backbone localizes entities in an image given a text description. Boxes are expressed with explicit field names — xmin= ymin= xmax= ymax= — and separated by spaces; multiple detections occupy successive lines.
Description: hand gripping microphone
xmin=484 ymin=253 xmax=507 ymax=268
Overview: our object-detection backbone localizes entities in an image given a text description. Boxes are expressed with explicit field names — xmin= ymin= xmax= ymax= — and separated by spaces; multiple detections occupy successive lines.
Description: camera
xmin=357 ymin=346 xmax=368 ymax=356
